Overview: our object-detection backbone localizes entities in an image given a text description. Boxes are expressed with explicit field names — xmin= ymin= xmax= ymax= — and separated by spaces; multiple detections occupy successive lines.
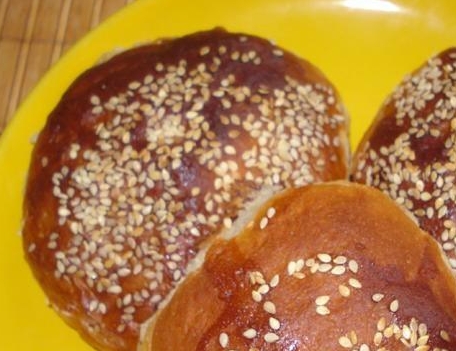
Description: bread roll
xmin=22 ymin=28 xmax=349 ymax=351
xmin=351 ymin=48 xmax=456 ymax=272
xmin=142 ymin=182 xmax=456 ymax=351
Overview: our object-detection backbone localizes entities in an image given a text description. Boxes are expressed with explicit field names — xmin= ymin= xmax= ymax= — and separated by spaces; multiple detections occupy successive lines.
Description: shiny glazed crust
xmin=22 ymin=29 xmax=349 ymax=351
xmin=143 ymin=182 xmax=456 ymax=351
xmin=351 ymin=48 xmax=456 ymax=272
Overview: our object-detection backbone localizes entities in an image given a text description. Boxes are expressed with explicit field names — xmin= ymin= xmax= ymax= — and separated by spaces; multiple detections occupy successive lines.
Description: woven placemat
xmin=0 ymin=0 xmax=135 ymax=135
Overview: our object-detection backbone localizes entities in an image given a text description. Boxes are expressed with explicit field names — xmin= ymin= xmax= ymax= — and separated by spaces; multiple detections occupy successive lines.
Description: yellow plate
xmin=1 ymin=0 xmax=456 ymax=349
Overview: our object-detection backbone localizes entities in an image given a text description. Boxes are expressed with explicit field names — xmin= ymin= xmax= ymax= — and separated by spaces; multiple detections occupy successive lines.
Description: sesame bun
xmin=141 ymin=182 xmax=456 ymax=351
xmin=22 ymin=28 xmax=349 ymax=351
xmin=351 ymin=48 xmax=456 ymax=272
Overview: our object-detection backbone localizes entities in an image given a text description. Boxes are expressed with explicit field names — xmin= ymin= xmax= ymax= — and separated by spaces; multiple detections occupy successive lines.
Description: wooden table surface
xmin=0 ymin=0 xmax=134 ymax=136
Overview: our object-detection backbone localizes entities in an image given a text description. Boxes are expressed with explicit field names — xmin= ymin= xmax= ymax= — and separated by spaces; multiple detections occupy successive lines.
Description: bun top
xmin=22 ymin=28 xmax=349 ymax=351
xmin=351 ymin=47 xmax=456 ymax=272
xmin=145 ymin=182 xmax=456 ymax=351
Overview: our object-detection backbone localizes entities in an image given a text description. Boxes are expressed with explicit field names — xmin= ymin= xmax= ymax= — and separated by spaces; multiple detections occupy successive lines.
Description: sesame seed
xmin=349 ymin=331 xmax=357 ymax=345
xmin=450 ymin=258 xmax=456 ymax=269
xmin=451 ymin=96 xmax=456 ymax=107
xmin=372 ymin=293 xmax=384 ymax=302
xmin=383 ymin=326 xmax=394 ymax=338
xmin=223 ymin=217 xmax=232 ymax=228
xmin=258 ymin=284 xmax=270 ymax=295
xmin=252 ymin=290 xmax=262 ymax=302
xmin=348 ymin=278 xmax=362 ymax=289
xmin=402 ymin=325 xmax=411 ymax=340
xmin=316 ymin=305 xmax=330 ymax=315
xmin=190 ymin=227 xmax=200 ymax=237
xmin=266 ymin=207 xmax=276 ymax=219
xmin=273 ymin=49 xmax=283 ymax=57
xmin=230 ymin=51 xmax=240 ymax=61
xmin=305 ymin=258 xmax=315 ymax=267
xmin=287 ymin=261 xmax=297 ymax=275
xmin=58 ymin=207 xmax=71 ymax=217
xmin=377 ymin=317 xmax=386 ymax=331
xmin=338 ymin=284 xmax=350 ymax=297
xmin=155 ymin=62 xmax=164 ymax=71
xmin=315 ymin=295 xmax=330 ymax=306
xmin=310 ymin=262 xmax=319 ymax=274
xmin=269 ymin=274 xmax=280 ymax=288
xmin=151 ymin=294 xmax=162 ymax=304
xmin=338 ymin=336 xmax=353 ymax=348
xmin=243 ymin=329 xmax=257 ymax=339
xmin=128 ymin=81 xmax=141 ymax=90
xmin=389 ymin=299 xmax=399 ymax=312
xmin=333 ymin=255 xmax=347 ymax=264
xmin=107 ymin=285 xmax=122 ymax=294
xmin=420 ymin=192 xmax=432 ymax=201
xmin=417 ymin=334 xmax=429 ymax=346
xmin=122 ymin=294 xmax=132 ymax=305
xmin=263 ymin=301 xmax=276 ymax=314
xmin=440 ymin=329 xmax=450 ymax=342
xmin=173 ymin=270 xmax=182 ymax=281
xmin=264 ymin=332 xmax=279 ymax=343
xmin=219 ymin=332 xmax=229 ymax=348
xmin=88 ymin=300 xmax=98 ymax=312
xmin=293 ymin=272 xmax=305 ymax=279
xmin=317 ymin=253 xmax=332 ymax=263
xmin=90 ymin=95 xmax=100 ymax=105
xmin=269 ymin=317 xmax=280 ymax=330
xmin=224 ymin=145 xmax=236 ymax=155
xmin=260 ymin=217 xmax=268 ymax=229
xmin=331 ymin=265 xmax=346 ymax=275
xmin=295 ymin=259 xmax=304 ymax=271
xmin=56 ymin=260 xmax=65 ymax=273
xmin=373 ymin=332 xmax=383 ymax=346
xmin=92 ymin=106 xmax=103 ymax=114
xmin=318 ymin=263 xmax=332 ymax=273
xmin=98 ymin=303 xmax=107 ymax=314
xmin=251 ymin=271 xmax=266 ymax=285
xmin=218 ymin=46 xmax=227 ymax=54
xmin=416 ymin=321 xmax=425 ymax=336
xmin=348 ymin=260 xmax=359 ymax=273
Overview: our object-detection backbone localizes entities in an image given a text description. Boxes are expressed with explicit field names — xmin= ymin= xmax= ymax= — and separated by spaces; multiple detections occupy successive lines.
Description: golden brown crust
xmin=145 ymin=182 xmax=456 ymax=351
xmin=22 ymin=28 xmax=349 ymax=351
xmin=351 ymin=48 xmax=456 ymax=272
